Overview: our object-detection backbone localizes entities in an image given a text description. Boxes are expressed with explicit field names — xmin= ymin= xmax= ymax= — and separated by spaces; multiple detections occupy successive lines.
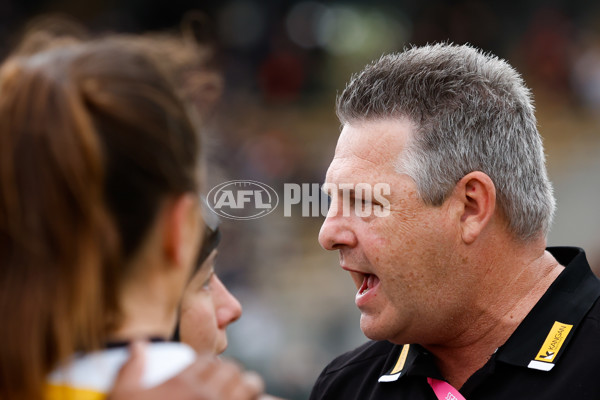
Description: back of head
xmin=337 ymin=43 xmax=555 ymax=241
xmin=0 ymin=32 xmax=199 ymax=400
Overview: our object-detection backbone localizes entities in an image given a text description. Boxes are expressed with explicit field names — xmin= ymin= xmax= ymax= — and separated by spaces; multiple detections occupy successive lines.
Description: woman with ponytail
xmin=0 ymin=31 xmax=264 ymax=400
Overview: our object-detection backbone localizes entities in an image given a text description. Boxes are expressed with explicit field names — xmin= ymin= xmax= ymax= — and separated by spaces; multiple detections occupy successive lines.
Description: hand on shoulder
xmin=108 ymin=341 xmax=268 ymax=400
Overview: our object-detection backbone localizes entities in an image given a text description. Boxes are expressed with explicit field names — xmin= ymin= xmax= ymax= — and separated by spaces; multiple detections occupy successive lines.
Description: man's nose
xmin=318 ymin=206 xmax=358 ymax=250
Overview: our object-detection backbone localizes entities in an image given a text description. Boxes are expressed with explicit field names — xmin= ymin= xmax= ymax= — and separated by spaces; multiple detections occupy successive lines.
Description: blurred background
xmin=2 ymin=0 xmax=600 ymax=398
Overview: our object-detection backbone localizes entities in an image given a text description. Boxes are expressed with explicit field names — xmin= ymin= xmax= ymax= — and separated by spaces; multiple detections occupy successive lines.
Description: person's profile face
xmin=179 ymin=250 xmax=242 ymax=354
xmin=318 ymin=119 xmax=462 ymax=345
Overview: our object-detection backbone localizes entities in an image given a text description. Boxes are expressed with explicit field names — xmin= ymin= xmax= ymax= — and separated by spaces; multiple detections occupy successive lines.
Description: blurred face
xmin=318 ymin=119 xmax=467 ymax=345
xmin=179 ymin=250 xmax=242 ymax=354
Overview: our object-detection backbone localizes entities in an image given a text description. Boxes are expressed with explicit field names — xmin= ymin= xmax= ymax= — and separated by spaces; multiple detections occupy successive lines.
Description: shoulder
xmin=310 ymin=341 xmax=399 ymax=400
xmin=47 ymin=342 xmax=196 ymax=395
xmin=565 ymin=296 xmax=600 ymax=357
xmin=319 ymin=340 xmax=396 ymax=376
xmin=139 ymin=342 xmax=196 ymax=387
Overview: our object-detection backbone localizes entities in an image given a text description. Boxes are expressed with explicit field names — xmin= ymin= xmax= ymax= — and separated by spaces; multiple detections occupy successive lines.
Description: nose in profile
xmin=213 ymin=276 xmax=242 ymax=329
xmin=318 ymin=207 xmax=358 ymax=251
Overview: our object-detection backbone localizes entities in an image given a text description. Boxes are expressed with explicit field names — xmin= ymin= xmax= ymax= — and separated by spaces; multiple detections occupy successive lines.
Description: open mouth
xmin=358 ymin=273 xmax=380 ymax=295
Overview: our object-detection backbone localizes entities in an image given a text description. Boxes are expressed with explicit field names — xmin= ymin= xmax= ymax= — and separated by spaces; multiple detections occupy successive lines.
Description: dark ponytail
xmin=0 ymin=35 xmax=199 ymax=400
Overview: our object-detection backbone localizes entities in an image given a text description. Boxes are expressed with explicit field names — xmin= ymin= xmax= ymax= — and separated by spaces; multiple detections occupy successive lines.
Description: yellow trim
xmin=390 ymin=344 xmax=410 ymax=374
xmin=46 ymin=384 xmax=106 ymax=400
xmin=534 ymin=321 xmax=573 ymax=363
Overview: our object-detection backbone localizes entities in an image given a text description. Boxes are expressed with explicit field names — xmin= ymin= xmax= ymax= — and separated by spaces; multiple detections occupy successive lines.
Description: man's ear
xmin=162 ymin=193 xmax=199 ymax=268
xmin=453 ymin=171 xmax=496 ymax=244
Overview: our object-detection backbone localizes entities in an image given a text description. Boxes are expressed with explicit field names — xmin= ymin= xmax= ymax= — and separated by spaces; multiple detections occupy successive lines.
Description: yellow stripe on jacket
xmin=46 ymin=384 xmax=106 ymax=400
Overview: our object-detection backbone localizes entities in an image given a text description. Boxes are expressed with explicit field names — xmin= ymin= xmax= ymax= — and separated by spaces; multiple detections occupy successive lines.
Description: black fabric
xmin=309 ymin=247 xmax=600 ymax=400
xmin=104 ymin=337 xmax=165 ymax=349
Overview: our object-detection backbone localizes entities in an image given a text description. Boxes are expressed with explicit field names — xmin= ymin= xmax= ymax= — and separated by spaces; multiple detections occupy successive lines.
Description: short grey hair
xmin=336 ymin=43 xmax=555 ymax=241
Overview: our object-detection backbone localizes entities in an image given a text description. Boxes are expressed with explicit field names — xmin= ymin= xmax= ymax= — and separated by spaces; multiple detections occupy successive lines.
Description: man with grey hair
xmin=311 ymin=43 xmax=600 ymax=400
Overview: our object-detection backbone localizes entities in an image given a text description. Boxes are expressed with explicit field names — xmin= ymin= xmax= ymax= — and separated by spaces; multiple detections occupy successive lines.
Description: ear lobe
xmin=163 ymin=194 xmax=199 ymax=268
xmin=456 ymin=171 xmax=496 ymax=244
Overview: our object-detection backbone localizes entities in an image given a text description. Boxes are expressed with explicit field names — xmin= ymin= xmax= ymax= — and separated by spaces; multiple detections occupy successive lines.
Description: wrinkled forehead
xmin=330 ymin=118 xmax=414 ymax=174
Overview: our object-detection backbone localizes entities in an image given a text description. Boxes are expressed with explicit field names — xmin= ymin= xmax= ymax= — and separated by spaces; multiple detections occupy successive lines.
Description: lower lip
xmin=355 ymin=275 xmax=380 ymax=308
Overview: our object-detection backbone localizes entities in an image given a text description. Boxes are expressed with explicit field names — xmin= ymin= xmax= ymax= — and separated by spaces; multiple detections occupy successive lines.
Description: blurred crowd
xmin=2 ymin=1 xmax=600 ymax=398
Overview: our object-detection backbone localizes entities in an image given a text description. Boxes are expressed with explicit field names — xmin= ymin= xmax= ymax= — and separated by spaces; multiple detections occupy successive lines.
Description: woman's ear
xmin=162 ymin=193 xmax=201 ymax=269
xmin=452 ymin=171 xmax=496 ymax=244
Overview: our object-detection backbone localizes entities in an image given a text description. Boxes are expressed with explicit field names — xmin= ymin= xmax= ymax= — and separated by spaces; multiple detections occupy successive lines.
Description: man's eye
xmin=353 ymin=197 xmax=370 ymax=206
